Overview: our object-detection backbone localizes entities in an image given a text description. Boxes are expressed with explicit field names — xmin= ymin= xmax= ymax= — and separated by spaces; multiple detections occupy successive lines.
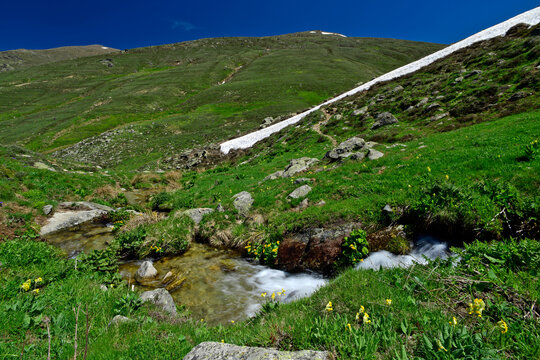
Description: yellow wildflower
xmin=261 ymin=292 xmax=267 ymax=298
xmin=359 ymin=305 xmax=365 ymax=313
xmin=325 ymin=301 xmax=333 ymax=312
xmin=35 ymin=277 xmax=43 ymax=283
xmin=436 ymin=339 xmax=447 ymax=352
xmin=449 ymin=317 xmax=457 ymax=326
xmin=497 ymin=319 xmax=508 ymax=334
xmin=427 ymin=166 xmax=431 ymax=172
xmin=385 ymin=299 xmax=392 ymax=306
xmin=21 ymin=279 xmax=31 ymax=292
xmin=445 ymin=174 xmax=449 ymax=180
xmin=349 ymin=244 xmax=356 ymax=250
xmin=32 ymin=288 xmax=39 ymax=294
xmin=363 ymin=312 xmax=371 ymax=324
xmin=468 ymin=298 xmax=485 ymax=317
xmin=231 ymin=320 xmax=235 ymax=324
xmin=271 ymin=292 xmax=276 ymax=301
xmin=221 ymin=339 xmax=224 ymax=343
xmin=355 ymin=312 xmax=360 ymax=320
xmin=346 ymin=323 xmax=352 ymax=332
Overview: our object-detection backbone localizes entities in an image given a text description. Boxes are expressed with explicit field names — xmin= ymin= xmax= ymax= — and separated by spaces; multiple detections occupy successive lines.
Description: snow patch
xmin=220 ymin=7 xmax=540 ymax=154
xmin=101 ymin=46 xmax=109 ymax=49
xmin=321 ymin=31 xmax=347 ymax=37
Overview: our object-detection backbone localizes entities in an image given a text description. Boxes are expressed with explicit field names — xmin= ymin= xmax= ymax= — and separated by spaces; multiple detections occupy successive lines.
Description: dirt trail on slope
xmin=312 ymin=109 xmax=337 ymax=146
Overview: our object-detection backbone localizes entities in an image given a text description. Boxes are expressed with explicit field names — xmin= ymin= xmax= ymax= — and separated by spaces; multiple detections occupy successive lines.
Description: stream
xmin=43 ymin=221 xmax=327 ymax=325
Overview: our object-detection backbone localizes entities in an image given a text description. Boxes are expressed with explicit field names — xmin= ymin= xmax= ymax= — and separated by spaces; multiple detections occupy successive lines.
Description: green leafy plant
xmin=341 ymin=229 xmax=369 ymax=265
xmin=114 ymin=292 xmax=143 ymax=316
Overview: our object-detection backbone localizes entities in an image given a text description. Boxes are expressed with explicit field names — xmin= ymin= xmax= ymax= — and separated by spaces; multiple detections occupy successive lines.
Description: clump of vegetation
xmin=340 ymin=229 xmax=369 ymax=266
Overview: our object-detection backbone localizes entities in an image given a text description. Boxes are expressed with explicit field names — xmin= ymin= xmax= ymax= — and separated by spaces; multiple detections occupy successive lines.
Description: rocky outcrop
xmin=371 ymin=112 xmax=398 ymax=130
xmin=288 ymin=185 xmax=312 ymax=199
xmin=367 ymin=149 xmax=384 ymax=160
xmin=283 ymin=157 xmax=319 ymax=178
xmin=183 ymin=342 xmax=330 ymax=360
xmin=263 ymin=158 xmax=319 ymax=180
xmin=183 ymin=208 xmax=214 ymax=224
xmin=40 ymin=202 xmax=113 ymax=235
xmin=135 ymin=261 xmax=158 ymax=283
xmin=233 ymin=191 xmax=253 ymax=216
xmin=324 ymin=136 xmax=366 ymax=161
xmin=140 ymin=288 xmax=176 ymax=315
xmin=277 ymin=223 xmax=357 ymax=273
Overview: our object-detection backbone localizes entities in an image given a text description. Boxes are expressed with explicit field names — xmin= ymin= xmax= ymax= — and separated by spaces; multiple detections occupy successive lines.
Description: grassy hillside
xmin=0 ymin=24 xmax=538 ymax=360
xmin=0 ymin=45 xmax=118 ymax=71
xmin=0 ymin=33 xmax=443 ymax=168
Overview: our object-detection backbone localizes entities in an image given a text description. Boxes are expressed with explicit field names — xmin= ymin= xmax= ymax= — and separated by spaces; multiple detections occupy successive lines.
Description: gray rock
xmin=40 ymin=202 xmax=113 ymax=236
xmin=383 ymin=204 xmax=393 ymax=213
xmin=464 ymin=69 xmax=482 ymax=78
xmin=100 ymin=58 xmax=114 ymax=67
xmin=294 ymin=178 xmax=311 ymax=184
xmin=352 ymin=106 xmax=368 ymax=116
xmin=325 ymin=136 xmax=365 ymax=160
xmin=316 ymin=200 xmax=326 ymax=207
xmin=423 ymin=103 xmax=442 ymax=114
xmin=233 ymin=191 xmax=254 ymax=216
xmin=183 ymin=342 xmax=330 ymax=360
xmin=282 ymin=158 xmax=319 ymax=178
xmin=43 ymin=205 xmax=53 ymax=216
xmin=183 ymin=208 xmax=214 ymax=224
xmin=368 ymin=149 xmax=384 ymax=160
xmin=429 ymin=112 xmax=449 ymax=122
xmin=365 ymin=141 xmax=378 ymax=148
xmin=392 ymin=85 xmax=404 ymax=93
xmin=371 ymin=112 xmax=398 ymax=130
xmin=140 ymin=288 xmax=176 ymax=315
xmin=416 ymin=97 xmax=429 ymax=107
xmin=135 ymin=261 xmax=158 ymax=282
xmin=288 ymin=185 xmax=312 ymax=199
xmin=109 ymin=315 xmax=130 ymax=326
xmin=100 ymin=284 xmax=108 ymax=291
xmin=33 ymin=162 xmax=56 ymax=171
xmin=453 ymin=76 xmax=464 ymax=84
xmin=349 ymin=152 xmax=366 ymax=161
xmin=334 ymin=114 xmax=343 ymax=120
xmin=216 ymin=203 xmax=225 ymax=212
xmin=263 ymin=171 xmax=284 ymax=181
xmin=298 ymin=198 xmax=309 ymax=210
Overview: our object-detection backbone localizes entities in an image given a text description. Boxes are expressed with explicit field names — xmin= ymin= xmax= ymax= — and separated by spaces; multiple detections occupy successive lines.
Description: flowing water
xmin=43 ymin=222 xmax=327 ymax=325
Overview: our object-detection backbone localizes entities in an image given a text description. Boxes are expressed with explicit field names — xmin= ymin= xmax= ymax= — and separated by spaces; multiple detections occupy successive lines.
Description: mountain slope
xmin=0 ymin=44 xmax=118 ymax=71
xmin=0 ymin=33 xmax=443 ymax=168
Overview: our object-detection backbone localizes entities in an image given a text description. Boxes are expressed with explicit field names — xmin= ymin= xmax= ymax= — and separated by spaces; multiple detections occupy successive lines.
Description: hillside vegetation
xmin=0 ymin=33 xmax=443 ymax=169
xmin=0 ymin=24 xmax=538 ymax=360
xmin=0 ymin=45 xmax=118 ymax=72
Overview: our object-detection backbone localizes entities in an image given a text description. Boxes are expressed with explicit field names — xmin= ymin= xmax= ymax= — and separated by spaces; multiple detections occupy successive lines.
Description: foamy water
xmin=356 ymin=236 xmax=450 ymax=270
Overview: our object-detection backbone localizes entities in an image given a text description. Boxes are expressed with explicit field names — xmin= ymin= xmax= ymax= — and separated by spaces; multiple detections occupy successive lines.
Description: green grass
xmin=0 ymin=236 xmax=537 ymax=359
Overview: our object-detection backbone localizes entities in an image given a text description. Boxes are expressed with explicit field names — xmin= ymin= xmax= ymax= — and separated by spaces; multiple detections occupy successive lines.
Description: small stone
xmin=288 ymin=185 xmax=312 ymax=199
xmin=352 ymin=106 xmax=368 ymax=116
xmin=162 ymin=271 xmax=174 ymax=284
xmin=216 ymin=203 xmax=225 ymax=212
xmin=140 ymin=288 xmax=176 ymax=315
xmin=316 ymin=200 xmax=326 ymax=207
xmin=392 ymin=85 xmax=404 ymax=93
xmin=368 ymin=149 xmax=384 ymax=160
xmin=371 ymin=112 xmax=398 ymax=130
xmin=109 ymin=315 xmax=130 ymax=326
xmin=135 ymin=261 xmax=158 ymax=283
xmin=182 ymin=208 xmax=214 ymax=224
xmin=100 ymin=284 xmax=108 ymax=291
xmin=298 ymin=198 xmax=309 ymax=210
xmin=294 ymin=177 xmax=311 ymax=184
xmin=383 ymin=204 xmax=393 ymax=213
xmin=43 ymin=205 xmax=53 ymax=215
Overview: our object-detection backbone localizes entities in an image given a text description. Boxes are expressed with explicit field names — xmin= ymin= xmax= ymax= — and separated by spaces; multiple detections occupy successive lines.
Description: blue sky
xmin=1 ymin=1 xmax=538 ymax=51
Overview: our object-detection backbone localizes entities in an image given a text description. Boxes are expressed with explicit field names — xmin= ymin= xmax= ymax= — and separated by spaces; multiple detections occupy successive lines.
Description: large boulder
xmin=183 ymin=208 xmax=214 ymax=224
xmin=40 ymin=201 xmax=114 ymax=235
xmin=277 ymin=223 xmax=357 ymax=273
xmin=135 ymin=261 xmax=158 ymax=283
xmin=183 ymin=342 xmax=330 ymax=360
xmin=371 ymin=112 xmax=398 ymax=130
xmin=282 ymin=157 xmax=319 ymax=178
xmin=324 ymin=137 xmax=366 ymax=161
xmin=367 ymin=149 xmax=384 ymax=160
xmin=140 ymin=288 xmax=176 ymax=315
xmin=288 ymin=185 xmax=312 ymax=199
xmin=232 ymin=191 xmax=254 ymax=216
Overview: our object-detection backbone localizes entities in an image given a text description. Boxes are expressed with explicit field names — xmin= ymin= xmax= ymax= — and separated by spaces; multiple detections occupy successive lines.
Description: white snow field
xmin=220 ymin=7 xmax=540 ymax=154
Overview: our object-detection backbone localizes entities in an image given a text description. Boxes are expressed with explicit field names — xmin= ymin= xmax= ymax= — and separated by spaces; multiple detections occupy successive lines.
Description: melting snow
xmin=220 ymin=6 xmax=540 ymax=154
xmin=101 ymin=46 xmax=108 ymax=49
